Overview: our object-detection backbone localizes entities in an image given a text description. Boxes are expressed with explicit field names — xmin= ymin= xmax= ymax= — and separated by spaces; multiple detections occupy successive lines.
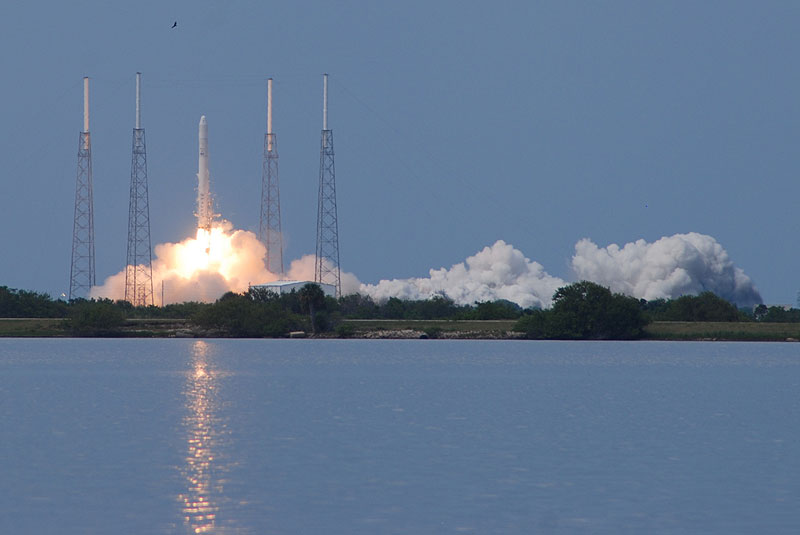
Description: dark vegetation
xmin=753 ymin=304 xmax=800 ymax=322
xmin=67 ymin=300 xmax=126 ymax=336
xmin=640 ymin=292 xmax=744 ymax=322
xmin=193 ymin=291 xmax=294 ymax=337
xmin=1 ymin=282 xmax=798 ymax=339
xmin=513 ymin=281 xmax=647 ymax=340
xmin=0 ymin=286 xmax=68 ymax=318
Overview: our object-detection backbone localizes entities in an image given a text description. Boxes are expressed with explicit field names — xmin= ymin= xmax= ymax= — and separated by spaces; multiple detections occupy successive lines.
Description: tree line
xmin=1 ymin=282 xmax=795 ymax=339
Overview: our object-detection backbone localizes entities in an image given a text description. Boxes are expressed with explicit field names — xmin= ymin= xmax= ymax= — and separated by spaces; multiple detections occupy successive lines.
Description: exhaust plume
xmin=286 ymin=254 xmax=362 ymax=296
xmin=92 ymin=222 xmax=362 ymax=305
xmin=359 ymin=240 xmax=566 ymax=309
xmin=571 ymin=232 xmax=762 ymax=306
xmin=92 ymin=221 xmax=277 ymax=304
xmin=359 ymin=234 xmax=761 ymax=309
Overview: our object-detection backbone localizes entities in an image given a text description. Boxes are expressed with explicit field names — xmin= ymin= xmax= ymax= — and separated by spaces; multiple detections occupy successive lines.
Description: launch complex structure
xmin=315 ymin=74 xmax=342 ymax=297
xmin=259 ymin=78 xmax=284 ymax=276
xmin=68 ymin=73 xmax=343 ymax=301
xmin=69 ymin=77 xmax=95 ymax=300
xmin=125 ymin=73 xmax=155 ymax=306
xmin=259 ymin=73 xmax=343 ymax=296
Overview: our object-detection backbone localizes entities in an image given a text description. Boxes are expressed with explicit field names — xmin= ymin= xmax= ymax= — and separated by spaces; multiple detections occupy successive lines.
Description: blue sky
xmin=1 ymin=1 xmax=799 ymax=304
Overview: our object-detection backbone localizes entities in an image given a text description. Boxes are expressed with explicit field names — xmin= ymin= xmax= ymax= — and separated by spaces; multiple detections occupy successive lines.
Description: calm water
xmin=1 ymin=339 xmax=798 ymax=534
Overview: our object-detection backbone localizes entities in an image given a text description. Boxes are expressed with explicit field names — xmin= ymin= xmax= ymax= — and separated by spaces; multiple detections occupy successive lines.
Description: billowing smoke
xmin=359 ymin=240 xmax=566 ymax=309
xmin=92 ymin=221 xmax=362 ymax=304
xmin=92 ymin=221 xmax=276 ymax=303
xmin=285 ymin=254 xmax=362 ymax=296
xmin=93 ymin=221 xmax=761 ymax=309
xmin=359 ymin=234 xmax=761 ymax=308
xmin=571 ymin=232 xmax=762 ymax=306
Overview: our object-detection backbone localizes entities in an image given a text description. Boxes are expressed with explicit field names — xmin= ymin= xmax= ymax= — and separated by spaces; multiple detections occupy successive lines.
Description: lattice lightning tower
xmin=125 ymin=72 xmax=154 ymax=306
xmin=259 ymin=77 xmax=284 ymax=275
xmin=69 ymin=77 xmax=95 ymax=299
xmin=315 ymin=73 xmax=342 ymax=296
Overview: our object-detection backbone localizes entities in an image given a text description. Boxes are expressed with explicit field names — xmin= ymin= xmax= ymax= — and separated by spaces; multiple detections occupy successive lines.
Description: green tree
xmin=67 ymin=299 xmax=126 ymax=336
xmin=338 ymin=293 xmax=378 ymax=318
xmin=382 ymin=297 xmax=406 ymax=319
xmin=514 ymin=281 xmax=648 ymax=340
xmin=409 ymin=295 xmax=462 ymax=319
xmin=298 ymin=283 xmax=327 ymax=334
xmin=513 ymin=309 xmax=551 ymax=338
xmin=246 ymin=286 xmax=279 ymax=303
xmin=548 ymin=281 xmax=610 ymax=339
xmin=193 ymin=292 xmax=292 ymax=337
xmin=470 ymin=300 xmax=523 ymax=320
xmin=0 ymin=286 xmax=68 ymax=318
xmin=661 ymin=292 xmax=741 ymax=322
xmin=760 ymin=306 xmax=800 ymax=323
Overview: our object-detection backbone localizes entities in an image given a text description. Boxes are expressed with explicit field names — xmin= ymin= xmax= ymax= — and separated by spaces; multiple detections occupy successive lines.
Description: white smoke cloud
xmin=91 ymin=221 xmax=278 ymax=304
xmin=359 ymin=240 xmax=566 ymax=309
xmin=359 ymin=234 xmax=761 ymax=309
xmin=286 ymin=254 xmax=362 ymax=296
xmin=93 ymin=221 xmax=761 ymax=310
xmin=91 ymin=221 xmax=363 ymax=305
xmin=571 ymin=232 xmax=762 ymax=306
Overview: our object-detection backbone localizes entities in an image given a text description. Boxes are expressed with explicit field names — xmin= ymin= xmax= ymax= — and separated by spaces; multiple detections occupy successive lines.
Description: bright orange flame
xmin=171 ymin=227 xmax=237 ymax=280
xmin=91 ymin=218 xmax=333 ymax=304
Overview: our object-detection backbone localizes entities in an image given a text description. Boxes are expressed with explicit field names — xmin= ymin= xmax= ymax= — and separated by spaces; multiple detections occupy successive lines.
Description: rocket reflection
xmin=179 ymin=340 xmax=225 ymax=534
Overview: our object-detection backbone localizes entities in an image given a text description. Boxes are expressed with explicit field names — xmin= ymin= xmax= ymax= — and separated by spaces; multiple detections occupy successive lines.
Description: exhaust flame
xmin=92 ymin=221 xmax=278 ymax=304
xmin=92 ymin=221 xmax=362 ymax=305
xmin=168 ymin=226 xmax=251 ymax=281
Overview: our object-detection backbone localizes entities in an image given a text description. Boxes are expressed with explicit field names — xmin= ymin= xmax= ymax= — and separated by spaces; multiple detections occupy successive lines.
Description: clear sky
xmin=1 ymin=1 xmax=799 ymax=304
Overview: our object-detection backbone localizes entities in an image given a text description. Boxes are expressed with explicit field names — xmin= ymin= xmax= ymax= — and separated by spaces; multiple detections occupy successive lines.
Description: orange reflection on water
xmin=179 ymin=340 xmax=221 ymax=534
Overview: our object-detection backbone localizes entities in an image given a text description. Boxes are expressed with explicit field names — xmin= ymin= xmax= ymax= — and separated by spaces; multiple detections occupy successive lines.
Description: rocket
xmin=196 ymin=115 xmax=213 ymax=231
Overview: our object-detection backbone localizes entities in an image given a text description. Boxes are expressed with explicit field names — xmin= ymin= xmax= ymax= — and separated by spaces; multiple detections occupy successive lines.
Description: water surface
xmin=1 ymin=339 xmax=798 ymax=533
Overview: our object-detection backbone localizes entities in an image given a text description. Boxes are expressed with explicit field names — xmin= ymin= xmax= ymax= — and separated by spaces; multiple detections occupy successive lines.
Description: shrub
xmin=336 ymin=323 xmax=356 ymax=338
xmin=423 ymin=326 xmax=443 ymax=339
xmin=513 ymin=282 xmax=648 ymax=340
xmin=193 ymin=293 xmax=293 ymax=337
xmin=67 ymin=300 xmax=126 ymax=336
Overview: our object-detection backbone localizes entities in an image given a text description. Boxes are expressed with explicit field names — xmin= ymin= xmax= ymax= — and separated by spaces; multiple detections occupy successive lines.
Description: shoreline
xmin=1 ymin=318 xmax=800 ymax=341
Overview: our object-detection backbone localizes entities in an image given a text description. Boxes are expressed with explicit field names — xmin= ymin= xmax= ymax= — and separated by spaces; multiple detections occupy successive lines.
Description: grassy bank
xmin=644 ymin=321 xmax=800 ymax=341
xmin=2 ymin=318 xmax=800 ymax=341
xmin=343 ymin=320 xmax=800 ymax=341
xmin=0 ymin=318 xmax=193 ymax=338
xmin=338 ymin=319 xmax=520 ymax=339
xmin=0 ymin=318 xmax=67 ymax=337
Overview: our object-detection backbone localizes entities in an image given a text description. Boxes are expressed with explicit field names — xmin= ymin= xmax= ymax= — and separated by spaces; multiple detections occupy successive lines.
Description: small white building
xmin=252 ymin=280 xmax=336 ymax=298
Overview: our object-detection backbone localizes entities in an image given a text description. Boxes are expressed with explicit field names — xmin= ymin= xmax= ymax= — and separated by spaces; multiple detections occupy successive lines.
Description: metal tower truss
xmin=315 ymin=128 xmax=341 ymax=296
xmin=125 ymin=126 xmax=154 ymax=306
xmin=260 ymin=132 xmax=284 ymax=275
xmin=69 ymin=131 xmax=95 ymax=299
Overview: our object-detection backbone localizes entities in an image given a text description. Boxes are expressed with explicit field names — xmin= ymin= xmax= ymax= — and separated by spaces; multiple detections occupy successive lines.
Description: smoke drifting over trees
xmin=92 ymin=222 xmax=761 ymax=309
xmin=360 ymin=233 xmax=762 ymax=308
xmin=571 ymin=233 xmax=762 ymax=307
xmin=359 ymin=240 xmax=565 ymax=309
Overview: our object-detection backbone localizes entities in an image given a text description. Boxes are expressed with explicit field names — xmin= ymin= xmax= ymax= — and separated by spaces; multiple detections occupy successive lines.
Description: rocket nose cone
xmin=200 ymin=115 xmax=207 ymax=124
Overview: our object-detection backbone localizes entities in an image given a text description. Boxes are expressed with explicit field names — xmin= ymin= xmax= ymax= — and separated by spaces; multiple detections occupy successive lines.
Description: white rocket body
xmin=197 ymin=116 xmax=213 ymax=231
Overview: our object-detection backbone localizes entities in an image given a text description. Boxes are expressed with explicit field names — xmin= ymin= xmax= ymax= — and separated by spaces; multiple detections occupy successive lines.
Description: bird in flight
xmin=172 ymin=21 xmax=178 ymax=28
